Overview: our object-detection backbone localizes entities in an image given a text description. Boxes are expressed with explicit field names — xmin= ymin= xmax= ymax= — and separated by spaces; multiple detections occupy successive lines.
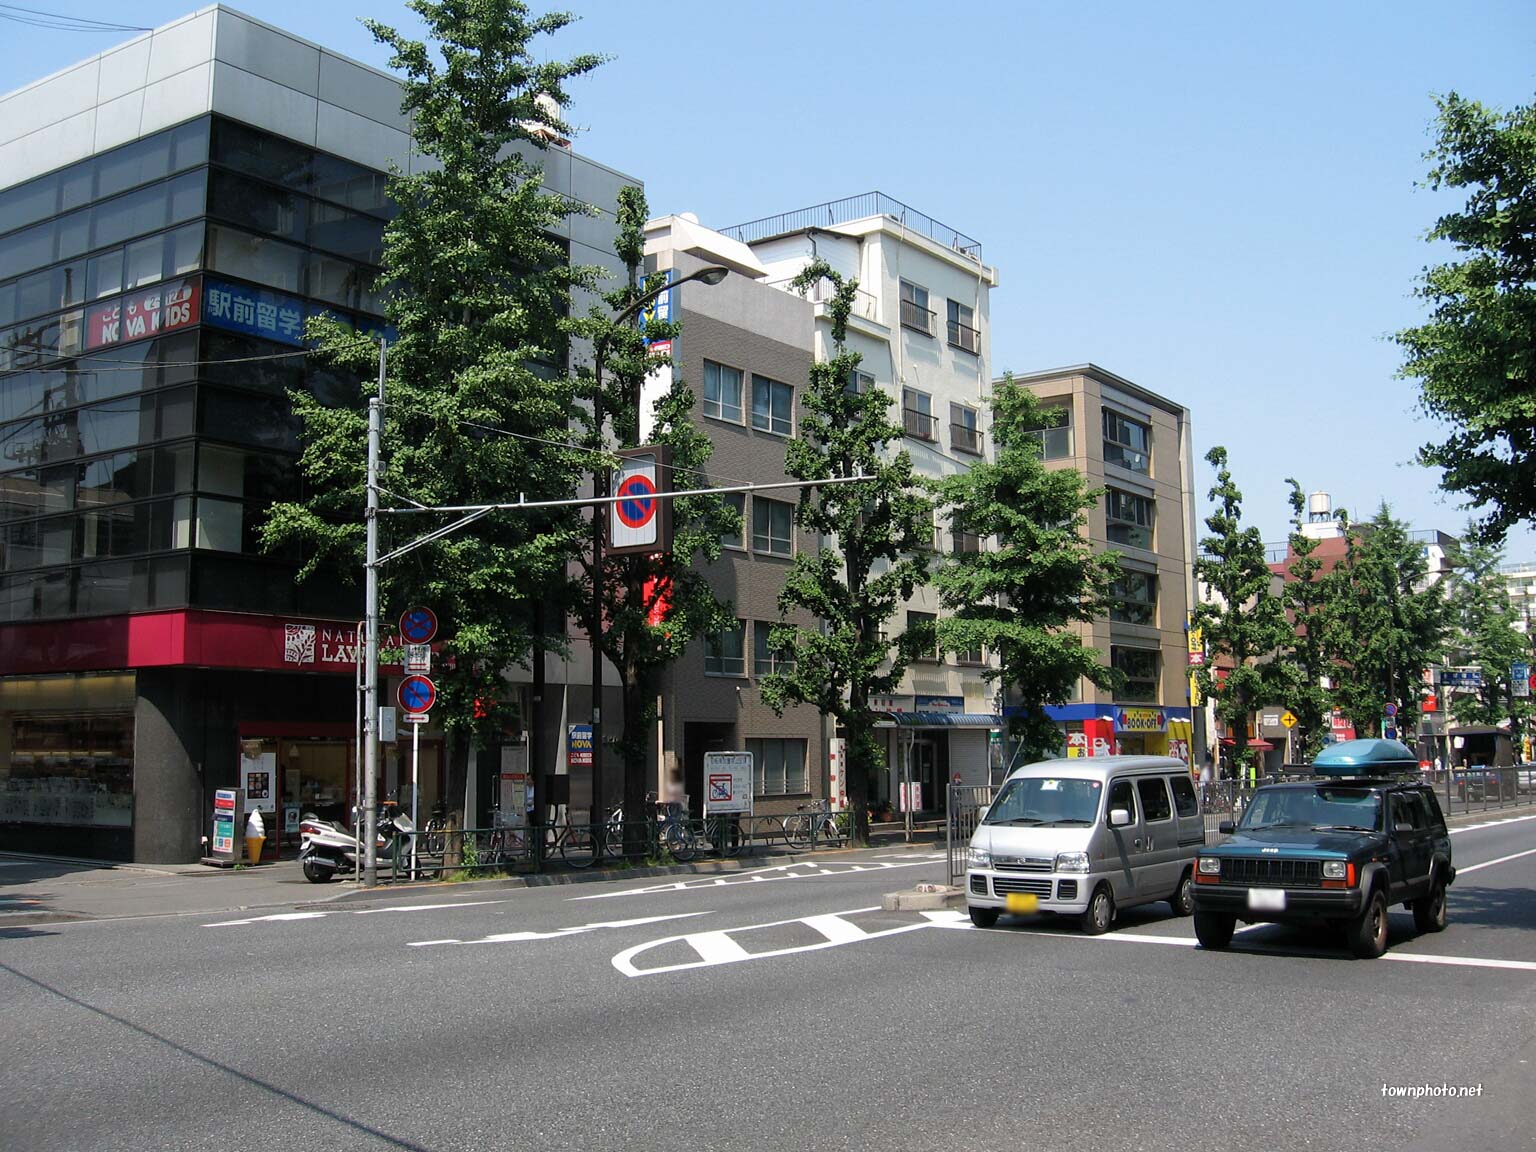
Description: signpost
xmin=607 ymin=447 xmax=672 ymax=556
xmin=702 ymin=751 xmax=753 ymax=816
xmin=1512 ymin=663 xmax=1530 ymax=699
xmin=396 ymin=673 xmax=435 ymax=879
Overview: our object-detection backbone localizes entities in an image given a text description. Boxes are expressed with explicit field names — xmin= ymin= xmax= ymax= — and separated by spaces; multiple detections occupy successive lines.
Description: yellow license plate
xmin=1005 ymin=893 xmax=1040 ymax=915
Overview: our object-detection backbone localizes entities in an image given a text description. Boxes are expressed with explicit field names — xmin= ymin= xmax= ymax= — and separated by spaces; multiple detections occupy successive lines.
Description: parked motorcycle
xmin=299 ymin=806 xmax=415 ymax=883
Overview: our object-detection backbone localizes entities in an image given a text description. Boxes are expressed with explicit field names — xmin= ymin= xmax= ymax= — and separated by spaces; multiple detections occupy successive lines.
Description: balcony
xmin=951 ymin=422 xmax=983 ymax=455
xmin=900 ymin=298 xmax=935 ymax=336
xmin=947 ymin=319 xmax=979 ymax=354
xmin=903 ymin=407 xmax=935 ymax=440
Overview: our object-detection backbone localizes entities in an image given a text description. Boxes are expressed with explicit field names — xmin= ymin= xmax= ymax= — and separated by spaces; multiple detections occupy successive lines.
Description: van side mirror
xmin=1109 ymin=807 xmax=1132 ymax=828
xmin=1218 ymin=820 xmax=1236 ymax=835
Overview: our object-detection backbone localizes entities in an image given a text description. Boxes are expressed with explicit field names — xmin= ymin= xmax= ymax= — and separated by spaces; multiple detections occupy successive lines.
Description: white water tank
xmin=1308 ymin=491 xmax=1332 ymax=522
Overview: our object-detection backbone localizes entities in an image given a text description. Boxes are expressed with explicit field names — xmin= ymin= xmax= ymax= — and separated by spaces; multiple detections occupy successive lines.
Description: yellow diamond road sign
xmin=1280 ymin=710 xmax=1298 ymax=729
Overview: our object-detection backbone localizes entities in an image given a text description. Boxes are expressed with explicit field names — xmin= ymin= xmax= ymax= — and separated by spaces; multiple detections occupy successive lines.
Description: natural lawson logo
xmin=283 ymin=625 xmax=361 ymax=666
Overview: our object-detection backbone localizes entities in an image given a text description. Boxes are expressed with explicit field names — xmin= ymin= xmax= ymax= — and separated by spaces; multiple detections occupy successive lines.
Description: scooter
xmin=299 ymin=806 xmax=415 ymax=883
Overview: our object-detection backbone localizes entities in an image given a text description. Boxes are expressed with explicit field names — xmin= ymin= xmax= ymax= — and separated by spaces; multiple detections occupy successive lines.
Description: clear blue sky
xmin=11 ymin=1 xmax=1536 ymax=556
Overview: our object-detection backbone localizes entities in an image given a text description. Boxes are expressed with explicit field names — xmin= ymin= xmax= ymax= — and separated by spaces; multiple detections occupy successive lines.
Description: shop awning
xmin=1221 ymin=738 xmax=1276 ymax=750
xmin=879 ymin=712 xmax=1003 ymax=728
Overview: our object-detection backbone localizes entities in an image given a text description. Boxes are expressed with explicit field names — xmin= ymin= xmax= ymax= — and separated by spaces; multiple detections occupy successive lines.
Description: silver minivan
xmin=966 ymin=755 xmax=1205 ymax=934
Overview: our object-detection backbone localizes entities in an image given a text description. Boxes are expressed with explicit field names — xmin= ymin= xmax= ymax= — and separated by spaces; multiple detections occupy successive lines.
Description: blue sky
xmin=11 ymin=1 xmax=1536 ymax=555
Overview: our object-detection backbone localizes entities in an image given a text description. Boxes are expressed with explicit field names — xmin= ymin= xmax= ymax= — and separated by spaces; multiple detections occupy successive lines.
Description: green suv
xmin=1191 ymin=739 xmax=1453 ymax=959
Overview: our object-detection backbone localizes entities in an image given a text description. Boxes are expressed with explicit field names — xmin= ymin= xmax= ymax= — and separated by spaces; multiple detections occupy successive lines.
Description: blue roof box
xmin=1313 ymin=738 xmax=1420 ymax=776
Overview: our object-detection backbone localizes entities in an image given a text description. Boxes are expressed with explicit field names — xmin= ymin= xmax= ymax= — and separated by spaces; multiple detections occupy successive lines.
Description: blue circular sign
xmin=615 ymin=475 xmax=656 ymax=529
xmin=398 ymin=674 xmax=436 ymax=714
xmin=400 ymin=607 xmax=437 ymax=645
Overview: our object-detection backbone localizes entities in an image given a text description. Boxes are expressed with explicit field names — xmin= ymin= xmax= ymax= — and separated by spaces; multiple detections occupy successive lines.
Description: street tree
xmin=759 ymin=260 xmax=933 ymax=844
xmin=1191 ymin=447 xmax=1292 ymax=779
xmin=265 ymin=0 xmax=603 ymax=810
xmin=930 ymin=381 xmax=1118 ymax=759
xmin=567 ymin=185 xmax=737 ymax=845
xmin=1446 ymin=531 xmax=1534 ymax=740
xmin=1397 ymin=91 xmax=1536 ymax=543
xmin=1275 ymin=479 xmax=1333 ymax=761
xmin=1322 ymin=505 xmax=1450 ymax=739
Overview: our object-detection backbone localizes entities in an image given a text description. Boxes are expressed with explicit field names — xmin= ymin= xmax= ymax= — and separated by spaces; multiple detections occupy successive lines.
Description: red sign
xmin=86 ymin=278 xmax=200 ymax=350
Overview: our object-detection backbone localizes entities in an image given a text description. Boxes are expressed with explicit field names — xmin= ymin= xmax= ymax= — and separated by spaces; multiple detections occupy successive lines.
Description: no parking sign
xmin=608 ymin=446 xmax=672 ymax=555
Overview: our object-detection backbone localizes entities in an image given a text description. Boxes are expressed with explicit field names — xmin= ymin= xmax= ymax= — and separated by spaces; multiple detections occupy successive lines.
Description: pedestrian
xmin=1199 ymin=750 xmax=1214 ymax=785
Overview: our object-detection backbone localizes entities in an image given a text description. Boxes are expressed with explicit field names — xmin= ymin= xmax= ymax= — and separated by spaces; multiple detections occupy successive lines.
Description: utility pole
xmin=362 ymin=340 xmax=386 ymax=887
xmin=589 ymin=335 xmax=608 ymax=839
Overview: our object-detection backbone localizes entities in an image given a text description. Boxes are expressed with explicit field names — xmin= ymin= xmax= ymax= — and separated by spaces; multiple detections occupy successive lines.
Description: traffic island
xmin=882 ymin=883 xmax=964 ymax=912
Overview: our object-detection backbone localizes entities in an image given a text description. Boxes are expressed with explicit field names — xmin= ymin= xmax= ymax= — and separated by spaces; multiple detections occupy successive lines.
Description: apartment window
xmin=951 ymin=403 xmax=982 ymax=455
xmin=703 ymin=360 xmax=743 ymax=423
xmin=753 ymin=621 xmax=795 ymax=677
xmin=907 ymin=610 xmax=939 ymax=661
xmin=902 ymin=388 xmax=934 ymax=441
xmin=956 ymin=641 xmax=985 ymax=666
xmin=1111 ymin=646 xmax=1160 ymax=702
xmin=1103 ymin=409 xmax=1150 ymax=473
xmin=845 ymin=369 xmax=874 ymax=396
xmin=947 ymin=299 xmax=978 ymax=353
xmin=751 ymin=374 xmax=793 ymax=436
xmin=899 ymin=280 xmax=933 ymax=335
xmin=1105 ymin=488 xmax=1154 ymax=550
xmin=749 ymin=737 xmax=808 ymax=796
xmin=719 ymin=491 xmax=745 ymax=549
xmin=704 ymin=619 xmax=747 ymax=676
xmin=1025 ymin=405 xmax=1073 ymax=460
xmin=752 ymin=497 xmax=794 ymax=556
xmin=952 ymin=517 xmax=983 ymax=555
xmin=1110 ymin=569 xmax=1158 ymax=626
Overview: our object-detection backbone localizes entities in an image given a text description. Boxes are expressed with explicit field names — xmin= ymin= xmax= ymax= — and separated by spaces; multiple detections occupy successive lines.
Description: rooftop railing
xmin=721 ymin=192 xmax=983 ymax=263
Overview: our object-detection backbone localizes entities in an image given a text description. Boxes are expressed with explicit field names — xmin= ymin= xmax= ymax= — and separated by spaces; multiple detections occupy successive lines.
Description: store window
xmin=0 ymin=672 xmax=136 ymax=829
xmin=749 ymin=737 xmax=807 ymax=796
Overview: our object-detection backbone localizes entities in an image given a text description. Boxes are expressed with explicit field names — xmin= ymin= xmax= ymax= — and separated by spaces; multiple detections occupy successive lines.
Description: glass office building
xmin=0 ymin=7 xmax=638 ymax=860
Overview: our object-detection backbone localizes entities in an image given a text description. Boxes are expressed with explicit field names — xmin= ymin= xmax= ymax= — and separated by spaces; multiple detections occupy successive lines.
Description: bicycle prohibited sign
xmin=398 ymin=674 xmax=436 ymax=715
xmin=708 ymin=775 xmax=733 ymax=803
xmin=702 ymin=751 xmax=753 ymax=815
xmin=608 ymin=447 xmax=671 ymax=554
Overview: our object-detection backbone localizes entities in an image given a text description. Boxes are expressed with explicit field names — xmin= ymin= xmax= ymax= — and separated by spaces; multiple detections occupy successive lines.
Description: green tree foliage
xmin=264 ymin=0 xmax=604 ymax=807
xmin=566 ymin=185 xmax=736 ymax=835
xmin=1446 ymin=530 xmax=1533 ymax=736
xmin=1397 ymin=92 xmax=1536 ymax=543
xmin=760 ymin=259 xmax=933 ymax=844
xmin=1192 ymin=448 xmax=1291 ymax=777
xmin=1275 ymin=480 xmax=1333 ymax=761
xmin=1322 ymin=505 xmax=1449 ymax=738
xmin=931 ymin=381 xmax=1118 ymax=759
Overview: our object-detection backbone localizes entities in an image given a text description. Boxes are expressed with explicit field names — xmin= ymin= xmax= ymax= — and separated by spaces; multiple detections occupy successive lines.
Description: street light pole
xmin=362 ymin=340 xmax=386 ymax=887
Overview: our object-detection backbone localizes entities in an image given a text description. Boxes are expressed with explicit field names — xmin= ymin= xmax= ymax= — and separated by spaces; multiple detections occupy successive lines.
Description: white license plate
xmin=1247 ymin=888 xmax=1286 ymax=911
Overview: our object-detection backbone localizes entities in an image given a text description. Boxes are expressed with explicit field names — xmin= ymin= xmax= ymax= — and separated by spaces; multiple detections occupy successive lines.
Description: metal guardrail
xmin=720 ymin=191 xmax=984 ymax=261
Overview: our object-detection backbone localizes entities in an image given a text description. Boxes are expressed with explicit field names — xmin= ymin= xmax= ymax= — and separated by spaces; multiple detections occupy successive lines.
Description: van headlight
xmin=1197 ymin=857 xmax=1222 ymax=875
xmin=1321 ymin=860 xmax=1348 ymax=879
xmin=967 ymin=847 xmax=991 ymax=869
xmin=1054 ymin=852 xmax=1089 ymax=873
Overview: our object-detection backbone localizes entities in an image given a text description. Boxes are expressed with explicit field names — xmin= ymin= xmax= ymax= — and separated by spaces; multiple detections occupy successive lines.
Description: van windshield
xmin=984 ymin=776 xmax=1103 ymax=826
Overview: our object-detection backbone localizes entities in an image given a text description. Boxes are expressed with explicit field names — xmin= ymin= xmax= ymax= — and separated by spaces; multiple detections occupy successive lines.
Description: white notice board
xmin=702 ymin=751 xmax=753 ymax=816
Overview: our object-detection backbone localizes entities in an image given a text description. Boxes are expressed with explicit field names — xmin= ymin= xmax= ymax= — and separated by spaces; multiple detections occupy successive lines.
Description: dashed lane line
xmin=573 ymin=856 xmax=945 ymax=901
xmin=407 ymin=911 xmax=712 ymax=948
xmin=1450 ymin=811 xmax=1536 ymax=835
xmin=204 ymin=899 xmax=505 ymax=927
xmin=1455 ymin=846 xmax=1536 ymax=875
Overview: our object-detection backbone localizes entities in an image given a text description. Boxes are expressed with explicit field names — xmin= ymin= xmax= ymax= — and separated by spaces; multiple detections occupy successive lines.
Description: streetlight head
xmin=696 ymin=266 xmax=729 ymax=286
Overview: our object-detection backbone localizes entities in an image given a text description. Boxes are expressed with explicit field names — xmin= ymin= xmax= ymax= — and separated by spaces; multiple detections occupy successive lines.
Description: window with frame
xmin=1107 ymin=778 xmax=1138 ymax=822
xmin=753 ymin=621 xmax=795 ymax=677
xmin=845 ymin=369 xmax=874 ymax=396
xmin=956 ymin=639 xmax=985 ymax=666
xmin=704 ymin=619 xmax=746 ymax=676
xmin=1137 ymin=777 xmax=1173 ymax=822
xmin=906 ymin=610 xmax=939 ymax=661
xmin=899 ymin=280 xmax=933 ymax=335
xmin=1103 ymin=409 xmax=1150 ymax=473
xmin=1170 ymin=775 xmax=1199 ymax=818
xmin=749 ymin=737 xmax=808 ymax=796
xmin=951 ymin=516 xmax=983 ymax=555
xmin=902 ymin=388 xmax=934 ymax=440
xmin=719 ymin=491 xmax=745 ymax=549
xmin=950 ymin=403 xmax=982 ymax=454
xmin=1109 ymin=569 xmax=1158 ymax=625
xmin=752 ymin=497 xmax=794 ymax=557
xmin=751 ymin=374 xmax=793 ymax=436
xmin=1105 ymin=488 xmax=1154 ymax=550
xmin=1111 ymin=646 xmax=1160 ymax=702
xmin=702 ymin=360 xmax=743 ymax=423
xmin=947 ymin=299 xmax=978 ymax=353
xmin=1024 ymin=405 xmax=1072 ymax=460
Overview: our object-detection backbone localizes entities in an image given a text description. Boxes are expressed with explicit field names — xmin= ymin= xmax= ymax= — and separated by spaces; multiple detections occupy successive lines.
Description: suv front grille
xmin=1221 ymin=857 xmax=1323 ymax=888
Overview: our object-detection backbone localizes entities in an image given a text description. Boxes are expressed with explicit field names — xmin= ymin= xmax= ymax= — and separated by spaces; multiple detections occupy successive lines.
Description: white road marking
xmin=1378 ymin=952 xmax=1536 ymax=973
xmin=1450 ymin=811 xmax=1536 ymax=835
xmin=205 ymin=899 xmax=505 ymax=927
xmin=802 ymin=913 xmax=868 ymax=944
xmin=355 ymin=900 xmax=503 ymax=915
xmin=574 ymin=856 xmax=942 ymax=901
xmin=1455 ymin=846 xmax=1536 ymax=875
xmin=408 ymin=911 xmax=711 ymax=947
xmin=205 ymin=911 xmax=332 ymax=926
xmin=685 ymin=930 xmax=753 ymax=964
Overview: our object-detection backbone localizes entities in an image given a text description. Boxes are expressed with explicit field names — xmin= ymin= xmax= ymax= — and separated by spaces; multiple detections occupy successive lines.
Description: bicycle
xmin=783 ymin=799 xmax=845 ymax=850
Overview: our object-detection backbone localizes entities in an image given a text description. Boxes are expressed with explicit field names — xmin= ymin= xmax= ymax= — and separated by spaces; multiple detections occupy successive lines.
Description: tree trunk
xmin=445 ymin=731 xmax=470 ymax=826
xmin=621 ymin=655 xmax=651 ymax=857
xmin=846 ymin=695 xmax=873 ymax=846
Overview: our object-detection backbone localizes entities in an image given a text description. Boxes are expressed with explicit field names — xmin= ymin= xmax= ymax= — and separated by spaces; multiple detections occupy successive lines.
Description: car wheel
xmin=1169 ymin=869 xmax=1195 ymax=917
xmin=1412 ymin=877 xmax=1448 ymax=934
xmin=1193 ymin=911 xmax=1235 ymax=950
xmin=969 ymin=906 xmax=999 ymax=928
xmin=1079 ymin=885 xmax=1114 ymax=935
xmin=1348 ymin=889 xmax=1390 ymax=959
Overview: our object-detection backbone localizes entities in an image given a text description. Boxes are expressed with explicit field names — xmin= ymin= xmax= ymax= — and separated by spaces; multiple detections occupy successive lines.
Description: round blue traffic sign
xmin=399 ymin=607 xmax=437 ymax=645
xmin=615 ymin=474 xmax=656 ymax=529
xmin=398 ymin=674 xmax=436 ymax=714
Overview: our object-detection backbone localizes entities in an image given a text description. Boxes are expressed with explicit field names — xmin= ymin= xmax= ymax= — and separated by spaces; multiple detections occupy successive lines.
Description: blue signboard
xmin=203 ymin=277 xmax=310 ymax=346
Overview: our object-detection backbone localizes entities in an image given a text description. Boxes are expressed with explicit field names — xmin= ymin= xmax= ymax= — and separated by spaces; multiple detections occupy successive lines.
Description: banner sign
xmin=86 ymin=277 xmax=199 ymax=350
xmin=1115 ymin=707 xmax=1168 ymax=733
xmin=567 ymin=723 xmax=594 ymax=768
xmin=702 ymin=751 xmax=753 ymax=816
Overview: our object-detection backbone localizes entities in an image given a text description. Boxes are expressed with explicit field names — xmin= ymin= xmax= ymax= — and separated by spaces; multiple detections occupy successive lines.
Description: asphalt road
xmin=3 ymin=814 xmax=1534 ymax=1152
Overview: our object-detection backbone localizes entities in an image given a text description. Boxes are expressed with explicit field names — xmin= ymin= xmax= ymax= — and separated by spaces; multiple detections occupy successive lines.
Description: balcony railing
xmin=951 ymin=422 xmax=982 ymax=455
xmin=900 ymin=298 xmax=935 ymax=335
xmin=766 ymin=275 xmax=880 ymax=324
xmin=903 ymin=408 xmax=935 ymax=440
xmin=947 ymin=319 xmax=979 ymax=353
xmin=719 ymin=191 xmax=984 ymax=263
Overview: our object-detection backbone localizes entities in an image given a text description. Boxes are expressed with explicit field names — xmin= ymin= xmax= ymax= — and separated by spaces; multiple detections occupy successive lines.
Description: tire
xmin=1348 ymin=889 xmax=1390 ymax=959
xmin=1169 ymin=869 xmax=1195 ymax=917
xmin=969 ymin=906 xmax=1000 ymax=928
xmin=301 ymin=857 xmax=333 ymax=884
xmin=818 ymin=817 xmax=845 ymax=848
xmin=1080 ymin=885 xmax=1114 ymax=935
xmin=1412 ymin=876 xmax=1448 ymax=934
xmin=665 ymin=824 xmax=697 ymax=863
xmin=1194 ymin=911 xmax=1235 ymax=950
xmin=561 ymin=826 xmax=597 ymax=869
xmin=786 ymin=815 xmax=812 ymax=851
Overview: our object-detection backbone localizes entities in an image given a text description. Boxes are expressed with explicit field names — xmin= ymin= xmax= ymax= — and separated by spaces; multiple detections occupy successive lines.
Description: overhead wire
xmin=0 ymin=4 xmax=149 ymax=31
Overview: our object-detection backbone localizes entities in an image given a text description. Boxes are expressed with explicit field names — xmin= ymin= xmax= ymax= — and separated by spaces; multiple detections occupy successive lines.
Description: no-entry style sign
xmin=399 ymin=607 xmax=437 ymax=645
xmin=398 ymin=675 xmax=436 ymax=715
xmin=608 ymin=446 xmax=671 ymax=555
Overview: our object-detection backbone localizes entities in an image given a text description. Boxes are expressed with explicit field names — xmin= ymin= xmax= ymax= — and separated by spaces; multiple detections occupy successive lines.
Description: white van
xmin=966 ymin=756 xmax=1205 ymax=933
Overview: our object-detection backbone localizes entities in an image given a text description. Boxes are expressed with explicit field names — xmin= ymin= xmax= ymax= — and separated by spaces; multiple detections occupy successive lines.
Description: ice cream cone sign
xmin=245 ymin=809 xmax=266 ymax=864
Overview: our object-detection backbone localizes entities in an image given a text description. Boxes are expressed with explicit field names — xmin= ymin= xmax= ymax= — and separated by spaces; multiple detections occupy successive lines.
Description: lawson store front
xmin=0 ymin=610 xmax=437 ymax=863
